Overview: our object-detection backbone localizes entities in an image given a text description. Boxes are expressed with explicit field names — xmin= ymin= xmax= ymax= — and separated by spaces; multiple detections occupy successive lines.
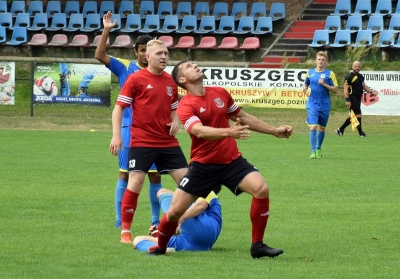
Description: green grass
xmin=0 ymin=130 xmax=399 ymax=279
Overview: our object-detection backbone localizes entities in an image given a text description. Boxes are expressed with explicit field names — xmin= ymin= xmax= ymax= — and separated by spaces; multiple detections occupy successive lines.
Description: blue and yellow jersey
xmin=107 ymin=57 xmax=143 ymax=127
xmin=304 ymin=68 xmax=338 ymax=110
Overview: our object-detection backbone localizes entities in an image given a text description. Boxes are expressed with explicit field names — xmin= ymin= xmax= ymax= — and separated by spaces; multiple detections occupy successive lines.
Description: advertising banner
xmin=0 ymin=62 xmax=15 ymax=105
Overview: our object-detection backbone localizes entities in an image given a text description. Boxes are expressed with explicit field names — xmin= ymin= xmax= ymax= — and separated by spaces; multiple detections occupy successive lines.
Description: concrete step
xmin=293 ymin=20 xmax=325 ymax=28
xmin=273 ymin=43 xmax=309 ymax=50
xmin=279 ymin=38 xmax=313 ymax=44
xmin=283 ymin=32 xmax=315 ymax=39
xmin=314 ymin=0 xmax=337 ymax=4
xmin=268 ymin=49 xmax=308 ymax=56
xmin=308 ymin=3 xmax=337 ymax=10
xmin=263 ymin=56 xmax=302 ymax=63
xmin=301 ymin=14 xmax=334 ymax=21
xmin=289 ymin=26 xmax=323 ymax=33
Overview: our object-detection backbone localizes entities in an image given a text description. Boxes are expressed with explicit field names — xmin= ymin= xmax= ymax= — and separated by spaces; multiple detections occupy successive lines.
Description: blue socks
xmin=115 ymin=179 xmax=128 ymax=223
xmin=316 ymin=131 xmax=325 ymax=150
xmin=309 ymin=130 xmax=317 ymax=153
xmin=149 ymin=182 xmax=162 ymax=225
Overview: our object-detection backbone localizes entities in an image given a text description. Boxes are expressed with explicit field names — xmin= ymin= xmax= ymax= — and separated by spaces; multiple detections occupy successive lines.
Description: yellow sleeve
xmin=197 ymin=191 xmax=218 ymax=205
xmin=330 ymin=71 xmax=339 ymax=86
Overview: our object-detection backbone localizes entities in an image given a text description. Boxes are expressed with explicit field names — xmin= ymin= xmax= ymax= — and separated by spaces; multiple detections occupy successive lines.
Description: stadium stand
xmin=308 ymin=30 xmax=330 ymax=47
xmin=329 ymin=30 xmax=352 ymax=47
xmin=270 ymin=3 xmax=286 ymax=21
xmin=240 ymin=37 xmax=260 ymax=50
xmin=82 ymin=1 xmax=98 ymax=18
xmin=351 ymin=0 xmax=372 ymax=16
xmin=176 ymin=2 xmax=192 ymax=19
xmin=158 ymin=35 xmax=174 ymax=47
xmin=120 ymin=14 xmax=141 ymax=33
xmin=64 ymin=1 xmax=80 ymax=18
xmin=218 ymin=36 xmax=239 ymax=49
xmin=212 ymin=3 xmax=229 ymax=21
xmin=366 ymin=15 xmax=384 ymax=34
xmin=233 ymin=16 xmax=254 ymax=34
xmin=250 ymin=2 xmax=267 ymax=20
xmin=175 ymin=15 xmax=197 ymax=33
xmin=345 ymin=15 xmax=362 ymax=33
xmin=371 ymin=0 xmax=392 ymax=16
xmin=324 ymin=15 xmax=341 ymax=33
xmin=231 ymin=2 xmax=247 ymax=21
xmin=331 ymin=0 xmax=351 ymax=16
xmin=158 ymin=15 xmax=179 ymax=33
xmin=194 ymin=2 xmax=210 ymax=20
xmin=157 ymin=1 xmax=173 ymax=20
xmin=90 ymin=35 xmax=110 ymax=47
xmin=0 ymin=13 xmax=13 ymax=28
xmin=139 ymin=1 xmax=155 ymax=19
xmin=388 ymin=15 xmax=400 ymax=33
xmin=174 ymin=36 xmax=195 ymax=49
xmin=27 ymin=34 xmax=48 ymax=46
xmin=11 ymin=13 xmax=30 ymax=29
xmin=80 ymin=14 xmax=101 ymax=32
xmin=111 ymin=35 xmax=132 ymax=47
xmin=197 ymin=36 xmax=217 ymax=49
xmin=46 ymin=1 xmax=62 ymax=18
xmin=375 ymin=30 xmax=395 ymax=48
xmin=10 ymin=1 xmax=25 ymax=17
xmin=353 ymin=30 xmax=373 ymax=47
xmin=6 ymin=27 xmax=27 ymax=45
xmin=28 ymin=1 xmax=43 ymax=18
xmin=395 ymin=1 xmax=400 ymax=15
xmin=214 ymin=16 xmax=236 ymax=34
xmin=63 ymin=13 xmax=84 ymax=32
xmin=0 ymin=1 xmax=7 ymax=14
xmin=251 ymin=16 xmax=273 ymax=35
xmin=119 ymin=1 xmax=134 ymax=18
xmin=28 ymin=13 xmax=49 ymax=31
xmin=99 ymin=1 xmax=114 ymax=16
xmin=100 ymin=13 xmax=121 ymax=32
xmin=46 ymin=13 xmax=67 ymax=31
xmin=194 ymin=16 xmax=216 ymax=34
xmin=0 ymin=26 xmax=6 ymax=43
xmin=138 ymin=14 xmax=160 ymax=33
xmin=69 ymin=34 xmax=89 ymax=47
xmin=48 ymin=34 xmax=68 ymax=46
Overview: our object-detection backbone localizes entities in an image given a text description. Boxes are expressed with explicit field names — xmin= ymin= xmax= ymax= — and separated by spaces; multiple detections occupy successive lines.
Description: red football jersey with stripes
xmin=116 ymin=68 xmax=179 ymax=147
xmin=177 ymin=86 xmax=242 ymax=164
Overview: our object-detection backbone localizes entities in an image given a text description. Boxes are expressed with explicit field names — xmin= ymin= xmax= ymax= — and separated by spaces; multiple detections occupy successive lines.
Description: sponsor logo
xmin=166 ymin=86 xmax=172 ymax=96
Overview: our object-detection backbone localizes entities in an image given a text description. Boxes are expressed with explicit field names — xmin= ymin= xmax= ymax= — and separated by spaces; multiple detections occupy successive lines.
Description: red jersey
xmin=116 ymin=68 xmax=179 ymax=147
xmin=177 ymin=86 xmax=242 ymax=164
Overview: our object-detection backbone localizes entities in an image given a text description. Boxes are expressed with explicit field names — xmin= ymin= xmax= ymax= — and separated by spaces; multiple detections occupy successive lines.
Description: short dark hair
xmin=171 ymin=61 xmax=187 ymax=89
xmin=134 ymin=35 xmax=152 ymax=51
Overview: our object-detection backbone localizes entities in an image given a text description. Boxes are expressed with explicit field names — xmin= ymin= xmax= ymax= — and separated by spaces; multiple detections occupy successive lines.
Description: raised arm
xmin=95 ymin=11 xmax=117 ymax=66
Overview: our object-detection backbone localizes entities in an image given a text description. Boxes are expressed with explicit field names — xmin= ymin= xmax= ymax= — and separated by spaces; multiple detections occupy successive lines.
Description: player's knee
xmin=148 ymin=172 xmax=161 ymax=184
xmin=166 ymin=207 xmax=184 ymax=222
xmin=119 ymin=171 xmax=129 ymax=182
xmin=156 ymin=188 xmax=170 ymax=199
xmin=253 ymin=183 xmax=269 ymax=199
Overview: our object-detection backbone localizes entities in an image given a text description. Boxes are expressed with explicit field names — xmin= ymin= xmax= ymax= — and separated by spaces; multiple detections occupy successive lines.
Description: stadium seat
xmin=176 ymin=15 xmax=197 ymax=33
xmin=324 ymin=15 xmax=341 ymax=33
xmin=251 ymin=16 xmax=273 ymax=35
xmin=366 ymin=15 xmax=384 ymax=34
xmin=250 ymin=2 xmax=267 ymax=20
xmin=174 ymin=36 xmax=195 ymax=48
xmin=331 ymin=0 xmax=351 ymax=16
xmin=139 ymin=1 xmax=155 ymax=19
xmin=10 ymin=13 xmax=30 ymax=29
xmin=46 ymin=13 xmax=67 ymax=31
xmin=120 ymin=14 xmax=141 ymax=33
xmin=90 ymin=35 xmax=110 ymax=47
xmin=99 ymin=1 xmax=114 ymax=16
xmin=119 ymin=0 xmax=134 ymax=18
xmin=80 ymin=14 xmax=101 ymax=32
xmin=101 ymin=14 xmax=121 ymax=32
xmin=176 ymin=2 xmax=192 ymax=19
xmin=64 ymin=1 xmax=80 ymax=18
xmin=10 ymin=1 xmax=25 ymax=17
xmin=308 ymin=30 xmax=330 ymax=47
xmin=212 ymin=3 xmax=229 ymax=21
xmin=111 ymin=35 xmax=132 ymax=47
xmin=63 ymin=13 xmax=84 ymax=32
xmin=233 ymin=16 xmax=254 ymax=35
xmin=48 ymin=34 xmax=68 ymax=46
xmin=353 ymin=30 xmax=373 ymax=47
xmin=0 ymin=13 xmax=13 ymax=28
xmin=6 ymin=27 xmax=27 ymax=45
xmin=231 ymin=2 xmax=247 ymax=21
xmin=194 ymin=16 xmax=216 ymax=34
xmin=240 ymin=37 xmax=260 ymax=50
xmin=214 ymin=16 xmax=235 ymax=34
xmin=0 ymin=1 xmax=7 ymax=14
xmin=388 ymin=15 xmax=400 ymax=33
xmin=391 ymin=37 xmax=400 ymax=48
xmin=138 ymin=14 xmax=160 ymax=33
xmin=194 ymin=2 xmax=210 ymax=20
xmin=330 ymin=30 xmax=352 ymax=47
xmin=218 ymin=37 xmax=238 ymax=49
xmin=375 ymin=30 xmax=395 ymax=47
xmin=351 ymin=0 xmax=372 ymax=16
xmin=197 ymin=36 xmax=217 ymax=48
xmin=371 ymin=0 xmax=392 ymax=16
xmin=46 ymin=1 xmax=61 ymax=18
xmin=158 ymin=35 xmax=174 ymax=47
xmin=82 ymin=1 xmax=98 ymax=18
xmin=69 ymin=34 xmax=89 ymax=46
xmin=158 ymin=15 xmax=179 ymax=33
xmin=157 ymin=1 xmax=173 ymax=20
xmin=345 ymin=15 xmax=362 ymax=33
xmin=0 ymin=26 xmax=6 ymax=43
xmin=270 ymin=3 xmax=286 ymax=21
xmin=27 ymin=33 xmax=48 ymax=45
xmin=28 ymin=13 xmax=48 ymax=31
xmin=394 ymin=1 xmax=400 ymax=15
xmin=28 ymin=1 xmax=43 ymax=17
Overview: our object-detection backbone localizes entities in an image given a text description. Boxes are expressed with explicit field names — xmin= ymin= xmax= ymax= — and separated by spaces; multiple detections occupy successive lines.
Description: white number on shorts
xmin=180 ymin=178 xmax=189 ymax=187
xmin=129 ymin=159 xmax=136 ymax=168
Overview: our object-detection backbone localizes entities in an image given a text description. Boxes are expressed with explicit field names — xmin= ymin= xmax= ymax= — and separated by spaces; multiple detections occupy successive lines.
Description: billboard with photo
xmin=0 ymin=62 xmax=15 ymax=105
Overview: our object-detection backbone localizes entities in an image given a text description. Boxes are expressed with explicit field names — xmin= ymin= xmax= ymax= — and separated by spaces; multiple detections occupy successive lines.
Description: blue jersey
xmin=107 ymin=57 xmax=143 ymax=127
xmin=304 ymin=68 xmax=338 ymax=111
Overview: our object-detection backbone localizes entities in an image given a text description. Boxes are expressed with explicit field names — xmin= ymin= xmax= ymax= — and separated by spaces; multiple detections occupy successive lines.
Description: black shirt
xmin=344 ymin=72 xmax=365 ymax=98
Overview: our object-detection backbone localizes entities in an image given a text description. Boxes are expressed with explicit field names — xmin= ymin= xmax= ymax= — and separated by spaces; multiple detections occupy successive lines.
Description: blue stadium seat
xmin=214 ymin=15 xmax=235 ymax=34
xmin=212 ymin=3 xmax=228 ymax=21
xmin=375 ymin=30 xmax=395 ymax=47
xmin=158 ymin=15 xmax=179 ymax=33
xmin=63 ymin=13 xmax=84 ymax=32
xmin=175 ymin=15 xmax=197 ymax=33
xmin=80 ymin=14 xmax=101 ymax=32
xmin=194 ymin=15 xmax=216 ymax=34
xmin=139 ymin=1 xmax=155 ymax=19
xmin=46 ymin=13 xmax=67 ymax=31
xmin=6 ymin=27 xmax=27 ymax=45
xmin=366 ymin=15 xmax=384 ymax=34
xmin=231 ymin=2 xmax=247 ymax=21
xmin=0 ymin=13 xmax=13 ymax=28
xmin=157 ymin=1 xmax=173 ymax=20
xmin=119 ymin=1 xmax=134 ymax=18
xmin=28 ymin=1 xmax=43 ymax=17
xmin=351 ymin=0 xmax=372 ymax=16
xmin=250 ymin=2 xmax=267 ymax=20
xmin=388 ymin=15 xmax=400 ymax=33
xmin=46 ymin=1 xmax=61 ymax=18
xmin=330 ymin=30 xmax=352 ymax=47
xmin=353 ymin=30 xmax=373 ymax=47
xmin=233 ymin=16 xmax=254 ymax=35
xmin=324 ymin=15 xmax=341 ymax=33
xmin=139 ymin=14 xmax=160 ymax=33
xmin=391 ymin=36 xmax=400 ymax=48
xmin=218 ymin=36 xmax=238 ymax=49
xmin=0 ymin=26 xmax=6 ymax=43
xmin=120 ymin=13 xmax=141 ymax=33
xmin=345 ymin=15 xmax=362 ymax=33
xmin=197 ymin=36 xmax=217 ymax=48
xmin=394 ymin=1 xmax=400 ymax=15
xmin=371 ymin=0 xmax=392 ymax=16
xmin=308 ymin=30 xmax=330 ymax=47
xmin=0 ymin=1 xmax=7 ymax=13
xmin=64 ymin=1 xmax=80 ymax=18
xmin=11 ymin=13 xmax=30 ymax=29
xmin=251 ymin=16 xmax=273 ymax=35
xmin=82 ymin=1 xmax=98 ymax=18
xmin=194 ymin=2 xmax=210 ymax=20
xmin=28 ymin=13 xmax=49 ymax=31
xmin=10 ymin=1 xmax=25 ymax=17
xmin=270 ymin=3 xmax=286 ymax=21
xmin=331 ymin=0 xmax=351 ymax=16
xmin=99 ymin=1 xmax=114 ymax=16
xmin=176 ymin=2 xmax=192 ymax=19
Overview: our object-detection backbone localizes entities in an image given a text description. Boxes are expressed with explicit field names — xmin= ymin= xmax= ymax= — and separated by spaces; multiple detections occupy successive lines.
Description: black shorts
xmin=177 ymin=156 xmax=259 ymax=198
xmin=128 ymin=146 xmax=188 ymax=174
xmin=350 ymin=96 xmax=362 ymax=115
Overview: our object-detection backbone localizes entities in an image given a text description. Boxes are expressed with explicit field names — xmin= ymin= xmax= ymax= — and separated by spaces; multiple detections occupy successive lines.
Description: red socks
xmin=121 ymin=189 xmax=139 ymax=231
xmin=250 ymin=197 xmax=270 ymax=243
xmin=157 ymin=214 xmax=178 ymax=249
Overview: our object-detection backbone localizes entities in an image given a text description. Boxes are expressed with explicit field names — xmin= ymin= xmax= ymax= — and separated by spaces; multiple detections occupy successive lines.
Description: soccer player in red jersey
xmin=148 ymin=61 xmax=293 ymax=259
xmin=109 ymin=40 xmax=188 ymax=243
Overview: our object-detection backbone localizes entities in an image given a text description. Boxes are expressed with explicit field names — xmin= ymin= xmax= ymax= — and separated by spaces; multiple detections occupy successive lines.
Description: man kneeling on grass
xmin=133 ymin=188 xmax=222 ymax=252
